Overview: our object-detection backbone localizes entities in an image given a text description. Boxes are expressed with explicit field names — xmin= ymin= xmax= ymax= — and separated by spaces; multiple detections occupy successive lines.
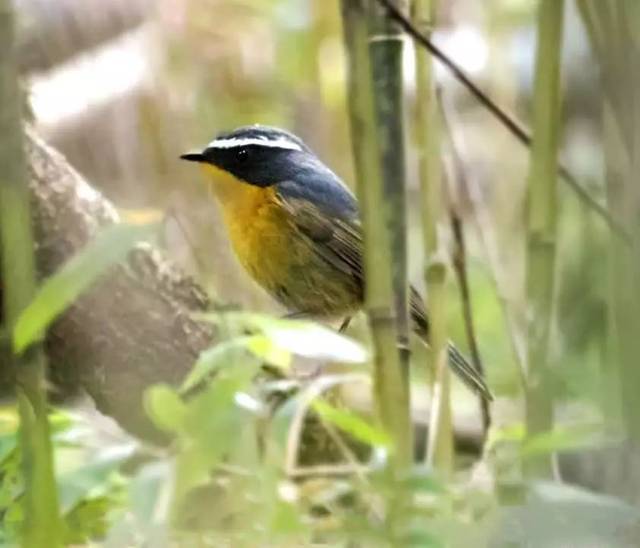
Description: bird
xmin=181 ymin=124 xmax=491 ymax=401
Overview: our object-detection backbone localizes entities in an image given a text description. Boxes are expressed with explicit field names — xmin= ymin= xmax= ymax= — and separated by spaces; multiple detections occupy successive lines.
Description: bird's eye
xmin=237 ymin=148 xmax=249 ymax=162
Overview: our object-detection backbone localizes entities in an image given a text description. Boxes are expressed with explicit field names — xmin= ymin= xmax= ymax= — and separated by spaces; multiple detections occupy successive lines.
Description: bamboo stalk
xmin=340 ymin=0 xmax=412 ymax=517
xmin=578 ymin=0 xmax=640 ymax=440
xmin=411 ymin=0 xmax=452 ymax=472
xmin=0 ymin=1 xmax=62 ymax=545
xmin=366 ymin=0 xmax=411 ymax=371
xmin=524 ymin=0 xmax=565 ymax=479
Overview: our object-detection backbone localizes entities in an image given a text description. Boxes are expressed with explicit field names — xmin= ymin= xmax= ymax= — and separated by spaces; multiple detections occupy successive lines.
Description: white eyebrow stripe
xmin=207 ymin=137 xmax=302 ymax=152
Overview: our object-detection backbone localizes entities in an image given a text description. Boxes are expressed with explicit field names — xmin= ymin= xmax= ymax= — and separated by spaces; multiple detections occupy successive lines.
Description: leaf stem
xmin=0 ymin=1 xmax=62 ymax=544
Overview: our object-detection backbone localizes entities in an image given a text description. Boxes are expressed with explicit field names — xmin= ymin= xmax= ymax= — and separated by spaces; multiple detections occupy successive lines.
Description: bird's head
xmin=180 ymin=125 xmax=313 ymax=190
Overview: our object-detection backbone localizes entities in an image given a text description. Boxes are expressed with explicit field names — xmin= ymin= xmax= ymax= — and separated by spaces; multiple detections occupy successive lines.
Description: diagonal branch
xmin=376 ymin=0 xmax=629 ymax=242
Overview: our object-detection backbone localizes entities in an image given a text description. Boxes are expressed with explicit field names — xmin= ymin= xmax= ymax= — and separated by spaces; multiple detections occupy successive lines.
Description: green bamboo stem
xmin=366 ymin=0 xmax=411 ymax=374
xmin=578 ymin=0 xmax=640 ymax=440
xmin=411 ymin=0 xmax=452 ymax=473
xmin=524 ymin=0 xmax=565 ymax=479
xmin=0 ymin=2 xmax=62 ymax=546
xmin=603 ymin=4 xmax=640 ymax=443
xmin=340 ymin=0 xmax=412 ymax=482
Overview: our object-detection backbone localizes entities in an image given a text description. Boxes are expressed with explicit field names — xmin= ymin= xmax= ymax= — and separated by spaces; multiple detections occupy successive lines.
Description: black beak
xmin=180 ymin=151 xmax=206 ymax=163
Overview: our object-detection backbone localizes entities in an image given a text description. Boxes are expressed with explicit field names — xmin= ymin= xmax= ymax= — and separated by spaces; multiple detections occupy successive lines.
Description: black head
xmin=180 ymin=125 xmax=313 ymax=187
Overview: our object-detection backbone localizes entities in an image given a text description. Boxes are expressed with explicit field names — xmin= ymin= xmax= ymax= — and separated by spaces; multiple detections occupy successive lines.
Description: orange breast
xmin=202 ymin=164 xmax=296 ymax=293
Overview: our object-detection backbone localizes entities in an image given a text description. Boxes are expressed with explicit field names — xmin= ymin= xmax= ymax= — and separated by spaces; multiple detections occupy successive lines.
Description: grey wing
xmin=275 ymin=191 xmax=364 ymax=282
xmin=275 ymin=177 xmax=364 ymax=282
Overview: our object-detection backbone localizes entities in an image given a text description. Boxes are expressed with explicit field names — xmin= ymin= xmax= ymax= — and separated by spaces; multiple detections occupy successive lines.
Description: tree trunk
xmin=17 ymin=127 xmax=215 ymax=442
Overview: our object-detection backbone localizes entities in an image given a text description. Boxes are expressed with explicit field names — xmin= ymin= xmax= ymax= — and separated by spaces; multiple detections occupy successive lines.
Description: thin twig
xmin=376 ymin=0 xmax=630 ymax=243
xmin=435 ymin=89 xmax=491 ymax=434
xmin=317 ymin=416 xmax=370 ymax=483
xmin=287 ymin=463 xmax=372 ymax=478
xmin=437 ymin=89 xmax=491 ymax=434
xmin=439 ymin=93 xmax=527 ymax=387
xmin=164 ymin=204 xmax=211 ymax=284
xmin=449 ymin=211 xmax=491 ymax=434
xmin=283 ymin=373 xmax=369 ymax=476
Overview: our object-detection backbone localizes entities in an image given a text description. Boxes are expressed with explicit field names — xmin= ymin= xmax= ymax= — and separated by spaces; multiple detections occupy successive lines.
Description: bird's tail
xmin=445 ymin=341 xmax=493 ymax=401
xmin=410 ymin=288 xmax=493 ymax=402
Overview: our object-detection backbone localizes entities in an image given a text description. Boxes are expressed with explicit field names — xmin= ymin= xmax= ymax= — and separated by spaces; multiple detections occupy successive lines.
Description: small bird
xmin=181 ymin=125 xmax=491 ymax=400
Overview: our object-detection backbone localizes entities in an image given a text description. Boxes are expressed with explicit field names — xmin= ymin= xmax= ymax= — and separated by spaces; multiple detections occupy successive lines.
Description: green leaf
xmin=57 ymin=444 xmax=134 ymax=511
xmin=144 ymin=384 xmax=186 ymax=433
xmin=198 ymin=312 xmax=368 ymax=364
xmin=128 ymin=461 xmax=172 ymax=536
xmin=404 ymin=530 xmax=444 ymax=548
xmin=180 ymin=336 xmax=262 ymax=394
xmin=13 ymin=222 xmax=158 ymax=354
xmin=182 ymin=368 xmax=255 ymax=448
xmin=63 ymin=496 xmax=116 ymax=544
xmin=488 ymin=422 xmax=525 ymax=446
xmin=264 ymin=321 xmax=366 ymax=363
xmin=246 ymin=335 xmax=292 ymax=369
xmin=521 ymin=424 xmax=601 ymax=458
xmin=312 ymin=399 xmax=390 ymax=447
xmin=402 ymin=467 xmax=446 ymax=494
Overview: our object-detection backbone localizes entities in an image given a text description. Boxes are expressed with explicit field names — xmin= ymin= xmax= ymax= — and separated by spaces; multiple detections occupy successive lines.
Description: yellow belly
xmin=203 ymin=164 xmax=361 ymax=316
xmin=203 ymin=164 xmax=297 ymax=289
xmin=225 ymin=194 xmax=294 ymax=288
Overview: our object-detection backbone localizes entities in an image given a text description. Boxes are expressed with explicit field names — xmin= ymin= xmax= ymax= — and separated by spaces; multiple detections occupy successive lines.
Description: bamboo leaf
xmin=521 ymin=424 xmax=601 ymax=458
xmin=144 ymin=384 xmax=187 ymax=433
xmin=312 ymin=398 xmax=390 ymax=448
xmin=180 ymin=336 xmax=263 ymax=394
xmin=197 ymin=312 xmax=368 ymax=364
xmin=57 ymin=444 xmax=135 ymax=512
xmin=262 ymin=321 xmax=366 ymax=364
xmin=13 ymin=222 xmax=158 ymax=354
